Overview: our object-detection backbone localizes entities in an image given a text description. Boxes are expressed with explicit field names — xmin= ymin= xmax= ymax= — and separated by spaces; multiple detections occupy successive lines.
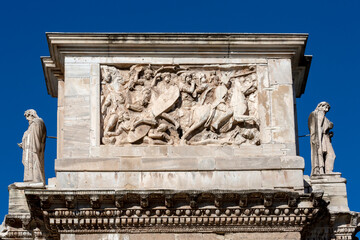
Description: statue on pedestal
xmin=308 ymin=102 xmax=336 ymax=176
xmin=18 ymin=109 xmax=46 ymax=183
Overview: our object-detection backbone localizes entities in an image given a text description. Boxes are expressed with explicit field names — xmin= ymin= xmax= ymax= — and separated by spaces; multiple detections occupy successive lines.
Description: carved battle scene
xmin=100 ymin=64 xmax=260 ymax=146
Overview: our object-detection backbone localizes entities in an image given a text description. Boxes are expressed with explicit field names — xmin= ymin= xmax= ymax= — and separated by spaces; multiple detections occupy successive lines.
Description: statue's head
xmin=102 ymin=72 xmax=112 ymax=84
xmin=199 ymin=73 xmax=207 ymax=83
xmin=316 ymin=101 xmax=330 ymax=113
xmin=112 ymin=75 xmax=126 ymax=92
xmin=123 ymin=111 xmax=130 ymax=121
xmin=183 ymin=73 xmax=193 ymax=83
xmin=144 ymin=69 xmax=153 ymax=80
xmin=157 ymin=123 xmax=168 ymax=132
xmin=163 ymin=73 xmax=171 ymax=83
xmin=24 ymin=109 xmax=39 ymax=121
xmin=210 ymin=72 xmax=220 ymax=85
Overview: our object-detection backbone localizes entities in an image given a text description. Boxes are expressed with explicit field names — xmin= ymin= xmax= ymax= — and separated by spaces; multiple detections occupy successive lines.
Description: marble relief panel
xmin=100 ymin=64 xmax=260 ymax=146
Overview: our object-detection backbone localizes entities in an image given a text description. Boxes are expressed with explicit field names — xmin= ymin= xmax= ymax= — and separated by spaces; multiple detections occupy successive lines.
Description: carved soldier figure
xmin=143 ymin=123 xmax=174 ymax=145
xmin=100 ymin=64 xmax=260 ymax=146
xmin=308 ymin=102 xmax=336 ymax=175
xmin=178 ymin=73 xmax=196 ymax=107
xmin=102 ymin=76 xmax=128 ymax=141
xmin=18 ymin=109 xmax=46 ymax=183
xmin=128 ymin=67 xmax=153 ymax=91
xmin=193 ymin=73 xmax=209 ymax=99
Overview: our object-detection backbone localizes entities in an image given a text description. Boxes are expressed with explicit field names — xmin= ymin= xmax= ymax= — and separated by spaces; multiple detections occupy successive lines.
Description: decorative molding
xmin=19 ymin=189 xmax=326 ymax=238
xmin=42 ymin=33 xmax=311 ymax=98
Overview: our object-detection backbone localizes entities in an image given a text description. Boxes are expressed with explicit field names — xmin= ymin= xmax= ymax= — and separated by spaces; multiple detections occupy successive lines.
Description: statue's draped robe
xmin=308 ymin=111 xmax=335 ymax=175
xmin=21 ymin=118 xmax=46 ymax=182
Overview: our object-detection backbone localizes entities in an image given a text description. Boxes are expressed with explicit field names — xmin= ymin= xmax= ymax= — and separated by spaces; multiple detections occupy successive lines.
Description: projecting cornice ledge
xmin=42 ymin=33 xmax=311 ymax=98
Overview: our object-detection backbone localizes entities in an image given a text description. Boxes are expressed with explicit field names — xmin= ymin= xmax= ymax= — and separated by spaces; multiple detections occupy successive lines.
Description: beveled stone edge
xmin=54 ymin=156 xmax=304 ymax=172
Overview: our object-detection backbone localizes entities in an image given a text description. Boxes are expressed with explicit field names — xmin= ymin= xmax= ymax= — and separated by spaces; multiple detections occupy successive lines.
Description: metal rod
xmin=298 ymin=134 xmax=310 ymax=138
xmin=46 ymin=136 xmax=57 ymax=139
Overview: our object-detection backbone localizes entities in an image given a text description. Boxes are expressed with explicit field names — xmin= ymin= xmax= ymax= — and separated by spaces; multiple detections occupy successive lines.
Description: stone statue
xmin=18 ymin=109 xmax=46 ymax=183
xmin=308 ymin=102 xmax=336 ymax=176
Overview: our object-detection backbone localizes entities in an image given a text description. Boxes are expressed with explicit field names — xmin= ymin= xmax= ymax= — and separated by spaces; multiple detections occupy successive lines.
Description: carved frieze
xmin=100 ymin=64 xmax=259 ymax=146
xmin=22 ymin=189 xmax=323 ymax=237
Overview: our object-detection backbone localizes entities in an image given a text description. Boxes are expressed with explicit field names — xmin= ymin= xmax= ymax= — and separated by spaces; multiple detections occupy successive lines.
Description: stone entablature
xmin=14 ymin=189 xmax=324 ymax=239
xmin=3 ymin=188 xmax=359 ymax=239
xmin=42 ymin=33 xmax=311 ymax=99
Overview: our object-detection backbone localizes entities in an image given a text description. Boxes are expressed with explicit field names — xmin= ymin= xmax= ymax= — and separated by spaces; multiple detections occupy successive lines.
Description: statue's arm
xmin=101 ymin=95 xmax=111 ymax=114
xmin=316 ymin=114 xmax=324 ymax=153
xmin=308 ymin=113 xmax=319 ymax=146
xmin=148 ymin=131 xmax=162 ymax=139
xmin=189 ymin=81 xmax=196 ymax=93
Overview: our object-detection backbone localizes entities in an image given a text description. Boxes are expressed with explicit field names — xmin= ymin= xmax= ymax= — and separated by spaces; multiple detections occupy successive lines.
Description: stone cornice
xmin=42 ymin=33 xmax=311 ymax=98
xmin=19 ymin=189 xmax=325 ymax=239
xmin=41 ymin=57 xmax=63 ymax=99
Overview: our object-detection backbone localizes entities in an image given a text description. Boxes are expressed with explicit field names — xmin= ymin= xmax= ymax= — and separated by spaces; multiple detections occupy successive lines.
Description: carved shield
xmin=151 ymin=85 xmax=180 ymax=117
xmin=127 ymin=125 xmax=151 ymax=143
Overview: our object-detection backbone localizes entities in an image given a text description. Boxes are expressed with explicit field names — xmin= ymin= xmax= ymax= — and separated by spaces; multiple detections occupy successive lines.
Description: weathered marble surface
xmin=61 ymin=232 xmax=301 ymax=240
xmin=55 ymin=168 xmax=304 ymax=191
xmin=307 ymin=173 xmax=349 ymax=212
xmin=51 ymin=56 xmax=301 ymax=196
xmin=58 ymin=58 xmax=298 ymax=160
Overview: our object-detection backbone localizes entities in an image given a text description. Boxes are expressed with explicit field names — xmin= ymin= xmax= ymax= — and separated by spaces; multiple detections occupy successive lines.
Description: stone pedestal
xmin=8 ymin=184 xmax=30 ymax=215
xmin=309 ymin=173 xmax=349 ymax=212
xmin=0 ymin=184 xmax=46 ymax=240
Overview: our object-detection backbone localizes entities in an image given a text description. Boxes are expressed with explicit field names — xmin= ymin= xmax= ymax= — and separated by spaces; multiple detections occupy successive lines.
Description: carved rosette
xmin=100 ymin=64 xmax=259 ymax=146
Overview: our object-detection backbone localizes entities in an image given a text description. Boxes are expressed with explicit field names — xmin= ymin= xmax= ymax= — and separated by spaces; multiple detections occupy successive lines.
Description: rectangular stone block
xmin=92 ymin=144 xmax=292 ymax=159
xmin=8 ymin=187 xmax=29 ymax=214
xmin=261 ymin=169 xmax=304 ymax=190
xmin=270 ymin=84 xmax=296 ymax=145
xmin=257 ymin=65 xmax=272 ymax=144
xmin=168 ymin=146 xmax=234 ymax=158
xmin=89 ymin=64 xmax=100 ymax=147
xmin=64 ymin=56 xmax=268 ymax=65
xmin=268 ymin=58 xmax=292 ymax=85
xmin=310 ymin=174 xmax=349 ymax=211
xmin=57 ymin=80 xmax=65 ymax=159
xmin=56 ymin=168 xmax=305 ymax=191
xmin=55 ymin=155 xmax=304 ymax=172
xmin=60 ymin=232 xmax=300 ymax=240
xmin=64 ymin=77 xmax=90 ymax=96
xmin=65 ymin=64 xmax=91 ymax=78
xmin=63 ymin=95 xmax=91 ymax=158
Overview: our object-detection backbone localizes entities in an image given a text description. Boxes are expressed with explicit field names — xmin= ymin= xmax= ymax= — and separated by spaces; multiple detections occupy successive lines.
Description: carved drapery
xmin=100 ymin=64 xmax=259 ymax=146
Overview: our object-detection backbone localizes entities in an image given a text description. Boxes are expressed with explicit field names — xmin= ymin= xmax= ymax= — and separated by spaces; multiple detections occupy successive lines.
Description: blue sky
xmin=0 ymin=0 xmax=359 ymax=223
